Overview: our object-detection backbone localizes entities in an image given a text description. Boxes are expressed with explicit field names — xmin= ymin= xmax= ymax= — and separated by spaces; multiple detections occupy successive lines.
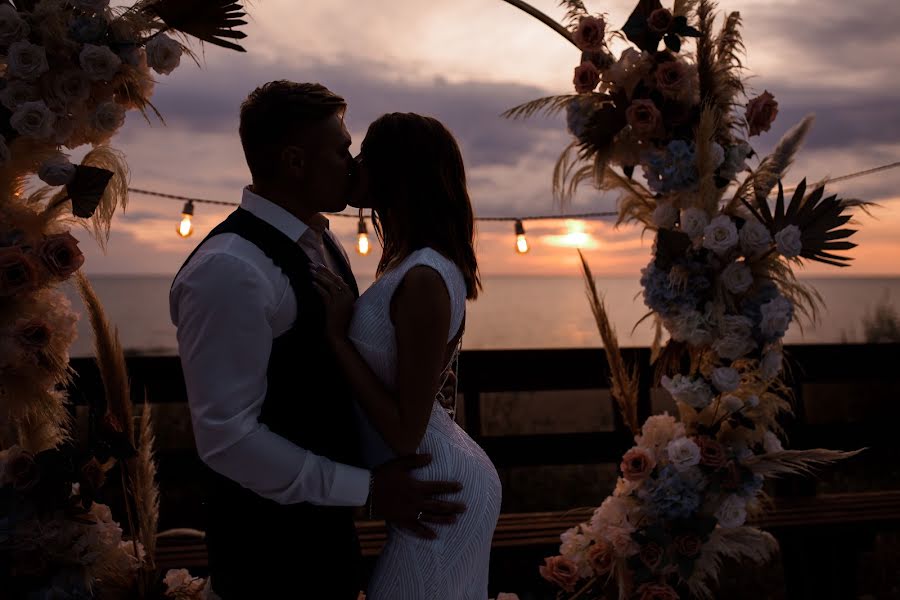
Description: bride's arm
xmin=312 ymin=265 xmax=451 ymax=456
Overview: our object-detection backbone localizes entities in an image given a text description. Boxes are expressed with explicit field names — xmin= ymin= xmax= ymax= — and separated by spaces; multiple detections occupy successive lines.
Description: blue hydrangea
xmin=740 ymin=281 xmax=790 ymax=343
xmin=641 ymin=140 xmax=700 ymax=194
xmin=566 ymin=96 xmax=595 ymax=143
xmin=640 ymin=465 xmax=703 ymax=520
xmin=640 ymin=261 xmax=711 ymax=318
xmin=740 ymin=473 xmax=765 ymax=499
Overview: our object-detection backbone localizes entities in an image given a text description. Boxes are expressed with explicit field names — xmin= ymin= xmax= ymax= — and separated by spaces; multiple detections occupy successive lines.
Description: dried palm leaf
xmin=559 ymin=0 xmax=589 ymax=28
xmin=743 ymin=448 xmax=864 ymax=478
xmin=143 ymin=0 xmax=248 ymax=52
xmin=673 ymin=0 xmax=700 ymax=17
xmin=501 ymin=94 xmax=582 ymax=120
xmin=78 ymin=147 xmax=130 ymax=251
xmin=688 ymin=527 xmax=779 ymax=599
xmin=580 ymin=251 xmax=640 ymax=435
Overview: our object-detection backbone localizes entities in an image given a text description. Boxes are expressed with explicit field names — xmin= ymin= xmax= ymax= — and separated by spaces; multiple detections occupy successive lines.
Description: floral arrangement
xmin=0 ymin=1 xmax=247 ymax=597
xmin=503 ymin=0 xmax=867 ymax=598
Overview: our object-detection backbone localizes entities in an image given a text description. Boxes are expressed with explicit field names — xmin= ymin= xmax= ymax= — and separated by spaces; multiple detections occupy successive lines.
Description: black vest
xmin=174 ymin=208 xmax=363 ymax=599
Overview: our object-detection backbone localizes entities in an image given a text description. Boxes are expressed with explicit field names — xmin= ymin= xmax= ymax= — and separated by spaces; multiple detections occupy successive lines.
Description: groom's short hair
xmin=239 ymin=81 xmax=347 ymax=181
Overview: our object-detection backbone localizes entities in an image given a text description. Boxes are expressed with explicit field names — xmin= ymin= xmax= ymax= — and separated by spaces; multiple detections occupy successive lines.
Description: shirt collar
xmin=240 ymin=186 xmax=329 ymax=242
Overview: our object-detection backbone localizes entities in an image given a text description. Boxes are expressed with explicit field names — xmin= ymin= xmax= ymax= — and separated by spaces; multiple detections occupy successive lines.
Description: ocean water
xmin=62 ymin=275 xmax=900 ymax=358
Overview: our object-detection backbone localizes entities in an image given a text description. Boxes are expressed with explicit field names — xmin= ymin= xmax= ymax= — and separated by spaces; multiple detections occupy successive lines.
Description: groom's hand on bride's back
xmin=371 ymin=453 xmax=465 ymax=540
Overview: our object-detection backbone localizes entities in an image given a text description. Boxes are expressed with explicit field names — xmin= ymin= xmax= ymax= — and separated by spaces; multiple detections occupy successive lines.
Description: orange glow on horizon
xmin=542 ymin=220 xmax=600 ymax=250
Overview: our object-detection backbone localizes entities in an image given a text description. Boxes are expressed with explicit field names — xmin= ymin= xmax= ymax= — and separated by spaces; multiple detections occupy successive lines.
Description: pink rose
xmin=626 ymin=99 xmax=663 ymax=139
xmin=573 ymin=61 xmax=601 ymax=94
xmin=674 ymin=534 xmax=703 ymax=558
xmin=746 ymin=90 xmax=779 ymax=136
xmin=696 ymin=436 xmax=727 ymax=469
xmin=638 ymin=583 xmax=680 ymax=600
xmin=0 ymin=246 xmax=39 ymax=296
xmin=5 ymin=446 xmax=39 ymax=492
xmin=655 ymin=60 xmax=690 ymax=98
xmin=621 ymin=446 xmax=656 ymax=481
xmin=37 ymin=232 xmax=84 ymax=278
xmin=573 ymin=16 xmax=606 ymax=52
xmin=15 ymin=320 xmax=51 ymax=352
xmin=639 ymin=542 xmax=664 ymax=571
xmin=647 ymin=8 xmax=674 ymax=33
xmin=539 ymin=556 xmax=580 ymax=592
xmin=588 ymin=538 xmax=614 ymax=575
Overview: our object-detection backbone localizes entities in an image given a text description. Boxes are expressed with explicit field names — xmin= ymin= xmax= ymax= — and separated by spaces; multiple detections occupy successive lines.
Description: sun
xmin=542 ymin=220 xmax=601 ymax=250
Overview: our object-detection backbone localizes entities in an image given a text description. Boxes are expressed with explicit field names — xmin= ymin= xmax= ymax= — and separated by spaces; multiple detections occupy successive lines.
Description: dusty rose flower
xmin=655 ymin=60 xmax=691 ymax=98
xmin=0 ymin=246 xmax=40 ymax=296
xmin=539 ymin=556 xmax=580 ymax=592
xmin=647 ymin=8 xmax=674 ymax=33
xmin=573 ymin=16 xmax=606 ymax=52
xmin=587 ymin=538 xmax=614 ymax=575
xmin=37 ymin=232 xmax=85 ymax=278
xmin=15 ymin=319 xmax=51 ymax=353
xmin=573 ymin=61 xmax=601 ymax=94
xmin=638 ymin=583 xmax=680 ymax=600
xmin=746 ymin=90 xmax=779 ymax=136
xmin=5 ymin=446 xmax=39 ymax=492
xmin=639 ymin=542 xmax=664 ymax=570
xmin=674 ymin=533 xmax=703 ymax=558
xmin=626 ymin=99 xmax=663 ymax=139
xmin=163 ymin=568 xmax=208 ymax=598
xmin=696 ymin=436 xmax=727 ymax=469
xmin=621 ymin=446 xmax=656 ymax=481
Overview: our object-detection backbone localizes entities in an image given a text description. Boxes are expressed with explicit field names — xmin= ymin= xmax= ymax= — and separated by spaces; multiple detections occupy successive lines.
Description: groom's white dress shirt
xmin=169 ymin=187 xmax=371 ymax=507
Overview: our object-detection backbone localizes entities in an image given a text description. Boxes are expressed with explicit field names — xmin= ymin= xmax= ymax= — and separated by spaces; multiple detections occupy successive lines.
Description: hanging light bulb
xmin=357 ymin=215 xmax=370 ymax=255
xmin=514 ymin=219 xmax=529 ymax=254
xmin=177 ymin=201 xmax=194 ymax=238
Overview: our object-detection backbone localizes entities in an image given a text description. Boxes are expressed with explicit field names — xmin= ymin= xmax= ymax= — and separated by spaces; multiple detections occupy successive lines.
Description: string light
xmin=357 ymin=215 xmax=371 ymax=256
xmin=128 ymin=159 xmax=899 ymax=253
xmin=176 ymin=201 xmax=194 ymax=238
xmin=514 ymin=220 xmax=529 ymax=254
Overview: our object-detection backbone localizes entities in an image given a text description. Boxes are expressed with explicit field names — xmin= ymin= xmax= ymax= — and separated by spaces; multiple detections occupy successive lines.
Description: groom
xmin=169 ymin=81 xmax=465 ymax=598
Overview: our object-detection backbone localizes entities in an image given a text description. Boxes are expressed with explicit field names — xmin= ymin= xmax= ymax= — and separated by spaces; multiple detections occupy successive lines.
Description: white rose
xmin=711 ymin=367 xmax=741 ymax=392
xmin=79 ymin=44 xmax=123 ymax=81
xmin=91 ymin=101 xmax=126 ymax=137
xmin=73 ymin=0 xmax=110 ymax=13
xmin=146 ymin=34 xmax=183 ymax=76
xmin=38 ymin=154 xmax=77 ymax=186
xmin=760 ymin=349 xmax=783 ymax=379
xmin=560 ymin=528 xmax=593 ymax=578
xmin=0 ymin=5 xmax=29 ymax=47
xmin=7 ymin=41 xmax=49 ymax=80
xmin=680 ymin=207 xmax=709 ymax=239
xmin=760 ymin=296 xmax=792 ymax=339
xmin=702 ymin=215 xmax=739 ymax=255
xmin=652 ymin=202 xmax=678 ymax=229
xmin=715 ymin=494 xmax=748 ymax=528
xmin=0 ymin=80 xmax=37 ymax=111
xmin=721 ymin=394 xmax=743 ymax=413
xmin=712 ymin=315 xmax=755 ymax=360
xmin=763 ymin=431 xmax=784 ymax=453
xmin=10 ymin=100 xmax=55 ymax=139
xmin=739 ymin=219 xmax=773 ymax=257
xmin=666 ymin=437 xmax=701 ymax=471
xmin=661 ymin=374 xmax=713 ymax=409
xmin=775 ymin=224 xmax=803 ymax=258
xmin=636 ymin=413 xmax=685 ymax=456
xmin=746 ymin=394 xmax=760 ymax=408
xmin=51 ymin=69 xmax=92 ymax=108
xmin=721 ymin=261 xmax=753 ymax=294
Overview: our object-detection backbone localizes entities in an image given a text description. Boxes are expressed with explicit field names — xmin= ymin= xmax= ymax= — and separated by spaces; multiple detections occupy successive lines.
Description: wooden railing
xmin=67 ymin=343 xmax=900 ymax=598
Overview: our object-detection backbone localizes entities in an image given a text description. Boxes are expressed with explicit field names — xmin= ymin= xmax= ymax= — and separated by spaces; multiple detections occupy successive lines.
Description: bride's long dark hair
xmin=361 ymin=112 xmax=481 ymax=300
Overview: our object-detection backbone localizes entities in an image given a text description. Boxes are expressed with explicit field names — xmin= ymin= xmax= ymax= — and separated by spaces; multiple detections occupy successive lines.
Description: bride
xmin=311 ymin=112 xmax=502 ymax=599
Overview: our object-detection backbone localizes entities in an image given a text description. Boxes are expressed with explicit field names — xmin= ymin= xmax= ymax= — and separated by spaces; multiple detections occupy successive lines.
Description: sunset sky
xmin=75 ymin=0 xmax=900 ymax=278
